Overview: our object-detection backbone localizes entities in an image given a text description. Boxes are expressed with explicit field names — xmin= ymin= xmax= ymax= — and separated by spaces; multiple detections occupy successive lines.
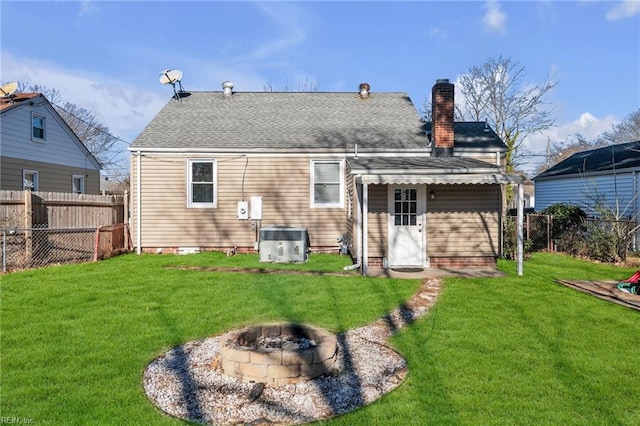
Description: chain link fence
xmin=2 ymin=224 xmax=130 ymax=273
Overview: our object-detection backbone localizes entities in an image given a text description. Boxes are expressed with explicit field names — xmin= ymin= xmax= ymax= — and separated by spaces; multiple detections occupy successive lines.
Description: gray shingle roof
xmin=130 ymin=91 xmax=429 ymax=151
xmin=534 ymin=141 xmax=640 ymax=180
xmin=424 ymin=122 xmax=507 ymax=151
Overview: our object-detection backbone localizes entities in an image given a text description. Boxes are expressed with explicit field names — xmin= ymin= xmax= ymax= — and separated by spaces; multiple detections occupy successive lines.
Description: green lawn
xmin=1 ymin=252 xmax=638 ymax=425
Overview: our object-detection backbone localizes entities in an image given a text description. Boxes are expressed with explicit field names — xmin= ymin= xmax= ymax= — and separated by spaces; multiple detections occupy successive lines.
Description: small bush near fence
xmin=1 ymin=224 xmax=131 ymax=273
xmin=504 ymin=214 xmax=639 ymax=263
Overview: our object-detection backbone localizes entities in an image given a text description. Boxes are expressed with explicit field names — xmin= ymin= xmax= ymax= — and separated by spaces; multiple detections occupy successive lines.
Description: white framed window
xmin=23 ymin=170 xmax=39 ymax=191
xmin=72 ymin=175 xmax=85 ymax=194
xmin=310 ymin=159 xmax=344 ymax=208
xmin=187 ymin=159 xmax=217 ymax=208
xmin=31 ymin=113 xmax=45 ymax=141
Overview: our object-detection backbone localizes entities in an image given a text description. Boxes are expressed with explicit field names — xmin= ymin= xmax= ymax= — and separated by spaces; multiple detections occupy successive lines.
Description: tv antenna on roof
xmin=159 ymin=69 xmax=184 ymax=101
xmin=0 ymin=82 xmax=18 ymax=99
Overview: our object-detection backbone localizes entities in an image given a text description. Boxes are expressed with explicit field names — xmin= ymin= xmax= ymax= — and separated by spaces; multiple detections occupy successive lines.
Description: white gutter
xmin=136 ymin=151 xmax=142 ymax=255
xmin=127 ymin=147 xmax=432 ymax=156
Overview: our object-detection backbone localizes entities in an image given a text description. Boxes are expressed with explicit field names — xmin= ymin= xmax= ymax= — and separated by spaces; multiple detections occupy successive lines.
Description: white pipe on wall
xmin=362 ymin=182 xmax=369 ymax=276
xmin=136 ymin=151 xmax=142 ymax=255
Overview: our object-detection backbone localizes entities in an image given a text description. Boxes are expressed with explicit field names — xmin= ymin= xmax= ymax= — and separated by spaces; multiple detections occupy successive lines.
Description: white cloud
xmin=231 ymin=2 xmax=312 ymax=63
xmin=521 ymin=112 xmax=619 ymax=174
xmin=483 ymin=0 xmax=507 ymax=34
xmin=429 ymin=26 xmax=447 ymax=38
xmin=1 ymin=51 xmax=166 ymax=143
xmin=536 ymin=1 xmax=558 ymax=22
xmin=606 ymin=0 xmax=640 ymax=20
xmin=78 ymin=0 xmax=100 ymax=18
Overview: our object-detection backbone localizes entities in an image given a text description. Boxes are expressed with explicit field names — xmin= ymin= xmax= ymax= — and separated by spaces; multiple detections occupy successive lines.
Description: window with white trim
xmin=23 ymin=170 xmax=38 ymax=191
xmin=31 ymin=113 xmax=45 ymax=141
xmin=311 ymin=160 xmax=343 ymax=208
xmin=72 ymin=175 xmax=85 ymax=194
xmin=187 ymin=159 xmax=217 ymax=207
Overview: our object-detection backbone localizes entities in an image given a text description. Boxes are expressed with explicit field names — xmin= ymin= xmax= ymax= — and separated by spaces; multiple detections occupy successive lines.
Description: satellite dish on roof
xmin=159 ymin=69 xmax=182 ymax=85
xmin=159 ymin=69 xmax=184 ymax=101
xmin=0 ymin=82 xmax=18 ymax=97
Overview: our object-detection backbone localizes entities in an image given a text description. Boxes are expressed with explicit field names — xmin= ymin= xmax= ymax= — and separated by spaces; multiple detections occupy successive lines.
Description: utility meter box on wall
xmin=237 ymin=201 xmax=249 ymax=220
xmin=250 ymin=196 xmax=262 ymax=220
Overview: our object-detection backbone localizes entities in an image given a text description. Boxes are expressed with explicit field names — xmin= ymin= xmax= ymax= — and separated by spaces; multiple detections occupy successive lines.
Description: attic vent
xmin=222 ymin=81 xmax=234 ymax=97
xmin=359 ymin=82 xmax=370 ymax=98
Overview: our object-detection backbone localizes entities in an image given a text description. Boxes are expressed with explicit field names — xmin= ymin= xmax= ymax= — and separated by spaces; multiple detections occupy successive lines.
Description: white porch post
xmin=136 ymin=151 xmax=142 ymax=255
xmin=355 ymin=182 xmax=363 ymax=267
xmin=517 ymin=182 xmax=524 ymax=276
xmin=362 ymin=182 xmax=369 ymax=276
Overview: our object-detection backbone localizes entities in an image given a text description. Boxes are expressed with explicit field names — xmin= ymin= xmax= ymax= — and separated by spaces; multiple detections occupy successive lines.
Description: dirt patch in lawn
xmin=163 ymin=265 xmax=353 ymax=276
xmin=555 ymin=280 xmax=640 ymax=311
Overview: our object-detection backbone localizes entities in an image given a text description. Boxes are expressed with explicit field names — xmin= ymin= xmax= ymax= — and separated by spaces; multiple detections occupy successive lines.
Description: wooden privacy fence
xmin=0 ymin=190 xmax=127 ymax=229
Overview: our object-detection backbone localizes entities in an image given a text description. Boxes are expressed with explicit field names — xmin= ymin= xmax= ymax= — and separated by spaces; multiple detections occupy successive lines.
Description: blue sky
xmin=2 ymin=0 xmax=639 ymax=176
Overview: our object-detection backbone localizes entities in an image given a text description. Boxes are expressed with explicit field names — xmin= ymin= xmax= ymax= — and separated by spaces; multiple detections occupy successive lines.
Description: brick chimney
xmin=432 ymin=79 xmax=454 ymax=157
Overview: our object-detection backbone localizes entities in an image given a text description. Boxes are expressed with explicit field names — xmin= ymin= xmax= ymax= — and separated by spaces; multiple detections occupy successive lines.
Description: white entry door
xmin=388 ymin=186 xmax=425 ymax=267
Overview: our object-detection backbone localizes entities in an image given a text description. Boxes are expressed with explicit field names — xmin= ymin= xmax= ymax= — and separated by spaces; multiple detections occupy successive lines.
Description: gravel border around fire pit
xmin=143 ymin=278 xmax=441 ymax=425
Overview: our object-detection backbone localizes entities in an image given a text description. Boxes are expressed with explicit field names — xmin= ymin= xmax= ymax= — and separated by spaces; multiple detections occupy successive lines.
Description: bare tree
xmin=534 ymin=133 xmax=608 ymax=176
xmin=263 ymin=73 xmax=320 ymax=92
xmin=602 ymin=109 xmax=640 ymax=144
xmin=15 ymin=82 xmax=123 ymax=172
xmin=456 ymin=56 xmax=558 ymax=173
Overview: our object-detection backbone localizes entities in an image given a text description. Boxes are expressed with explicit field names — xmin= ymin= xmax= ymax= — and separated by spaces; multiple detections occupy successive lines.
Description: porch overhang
xmin=349 ymin=157 xmax=525 ymax=277
xmin=356 ymin=173 xmax=521 ymax=185
xmin=348 ymin=156 xmax=523 ymax=186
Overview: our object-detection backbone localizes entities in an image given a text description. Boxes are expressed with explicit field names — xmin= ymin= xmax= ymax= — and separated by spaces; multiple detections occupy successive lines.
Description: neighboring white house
xmin=534 ymin=141 xmax=640 ymax=247
xmin=534 ymin=141 xmax=639 ymax=217
xmin=1 ymin=92 xmax=102 ymax=194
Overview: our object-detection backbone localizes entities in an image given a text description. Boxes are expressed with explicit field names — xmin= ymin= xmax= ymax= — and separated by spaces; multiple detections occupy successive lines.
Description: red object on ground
xmin=622 ymin=270 xmax=640 ymax=283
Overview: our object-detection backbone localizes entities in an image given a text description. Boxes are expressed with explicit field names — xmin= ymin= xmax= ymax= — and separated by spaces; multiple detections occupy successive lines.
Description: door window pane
xmin=394 ymin=188 xmax=418 ymax=227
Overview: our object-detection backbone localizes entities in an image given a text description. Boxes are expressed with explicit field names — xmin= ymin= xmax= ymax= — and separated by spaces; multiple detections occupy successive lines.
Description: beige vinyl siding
xmin=426 ymin=184 xmax=500 ymax=257
xmin=456 ymin=152 xmax=506 ymax=169
xmin=0 ymin=156 xmax=100 ymax=194
xmin=366 ymin=184 xmax=388 ymax=257
xmin=131 ymin=154 xmax=347 ymax=249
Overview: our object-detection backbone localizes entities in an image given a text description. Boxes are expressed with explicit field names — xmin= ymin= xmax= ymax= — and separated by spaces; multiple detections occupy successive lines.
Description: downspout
xmin=344 ymin=180 xmax=362 ymax=271
xmin=517 ymin=181 xmax=524 ymax=276
xmin=136 ymin=151 xmax=142 ymax=255
xmin=362 ymin=182 xmax=369 ymax=276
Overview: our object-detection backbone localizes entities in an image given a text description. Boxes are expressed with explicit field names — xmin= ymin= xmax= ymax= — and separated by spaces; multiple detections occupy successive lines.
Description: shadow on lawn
xmin=155 ymin=306 xmax=205 ymax=422
xmin=482 ymin=283 xmax=626 ymax=423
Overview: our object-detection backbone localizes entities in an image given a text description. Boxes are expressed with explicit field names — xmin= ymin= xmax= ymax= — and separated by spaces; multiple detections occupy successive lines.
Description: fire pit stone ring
xmin=219 ymin=322 xmax=338 ymax=386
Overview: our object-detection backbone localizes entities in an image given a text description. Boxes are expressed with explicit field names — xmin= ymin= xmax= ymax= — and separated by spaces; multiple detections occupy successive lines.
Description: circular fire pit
xmin=219 ymin=323 xmax=338 ymax=386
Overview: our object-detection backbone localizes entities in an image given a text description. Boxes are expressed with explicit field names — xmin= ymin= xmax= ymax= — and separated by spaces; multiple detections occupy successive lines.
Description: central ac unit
xmin=259 ymin=226 xmax=309 ymax=263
